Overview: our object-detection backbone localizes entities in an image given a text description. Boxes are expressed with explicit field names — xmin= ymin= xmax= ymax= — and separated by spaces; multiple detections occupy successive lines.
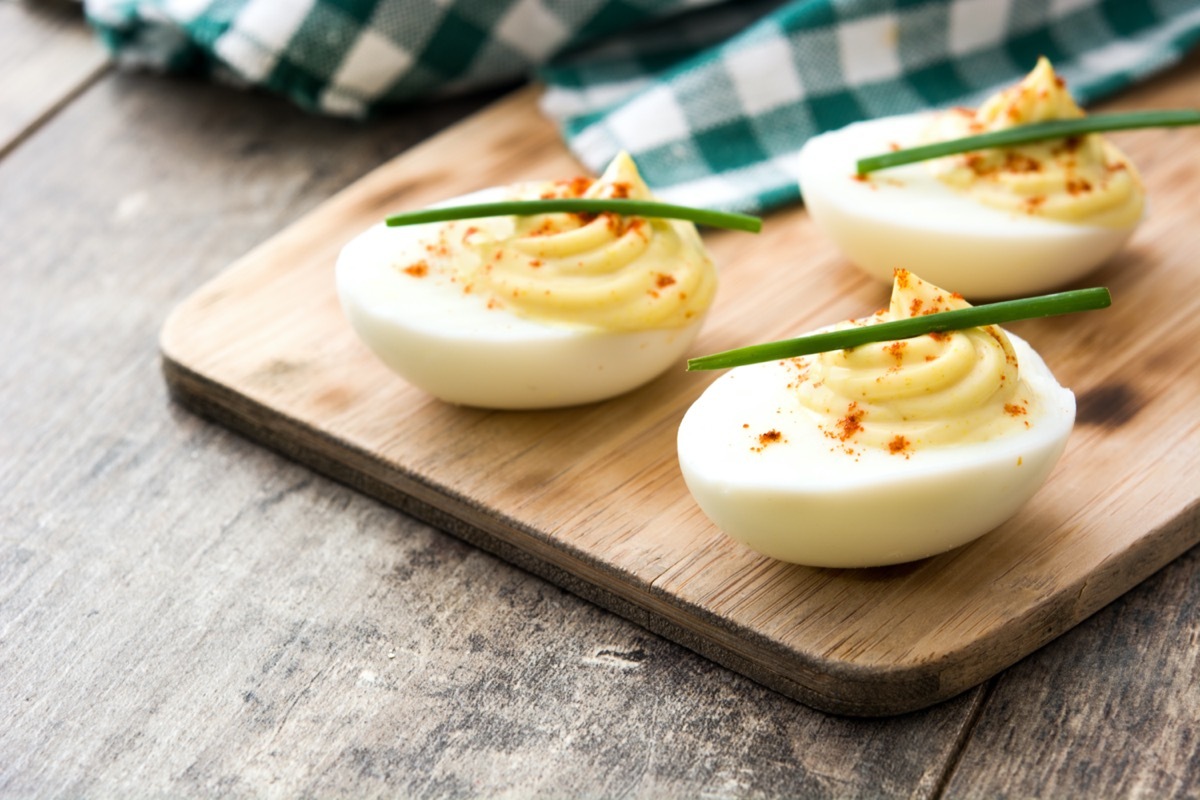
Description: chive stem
xmin=856 ymin=109 xmax=1200 ymax=175
xmin=385 ymin=199 xmax=762 ymax=233
xmin=687 ymin=287 xmax=1111 ymax=371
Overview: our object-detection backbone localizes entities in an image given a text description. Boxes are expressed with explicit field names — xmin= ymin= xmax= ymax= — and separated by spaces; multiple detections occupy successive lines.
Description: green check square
xmin=264 ymin=58 xmax=329 ymax=111
xmin=808 ymin=90 xmax=868 ymax=130
xmin=694 ymin=118 xmax=769 ymax=171
xmin=780 ymin=1 xmax=836 ymax=28
xmin=788 ymin=29 xmax=844 ymax=94
xmin=286 ymin=5 xmax=361 ymax=74
xmin=1042 ymin=7 xmax=1113 ymax=63
xmin=466 ymin=38 xmax=527 ymax=83
xmin=1005 ymin=27 xmax=1064 ymax=72
xmin=856 ymin=79 xmax=926 ymax=117
xmin=676 ymin=64 xmax=740 ymax=130
xmin=381 ymin=62 xmax=443 ymax=101
xmin=321 ymin=0 xmax=377 ymax=25
xmin=895 ymin=2 xmax=952 ymax=70
xmin=760 ymin=179 xmax=802 ymax=211
xmin=578 ymin=0 xmax=655 ymax=41
xmin=637 ymin=47 xmax=696 ymax=77
xmin=563 ymin=111 xmax=607 ymax=138
xmin=635 ymin=140 xmax=709 ymax=184
xmin=906 ymin=60 xmax=971 ymax=105
xmin=540 ymin=64 xmax=585 ymax=89
xmin=1101 ymin=0 xmax=1160 ymax=35
xmin=952 ymin=49 xmax=1021 ymax=91
xmin=183 ymin=0 xmax=241 ymax=46
xmin=749 ymin=103 xmax=816 ymax=154
xmin=421 ymin=11 xmax=488 ymax=78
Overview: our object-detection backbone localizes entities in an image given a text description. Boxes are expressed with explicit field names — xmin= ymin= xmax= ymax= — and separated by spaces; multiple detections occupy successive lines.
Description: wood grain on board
xmin=161 ymin=61 xmax=1200 ymax=715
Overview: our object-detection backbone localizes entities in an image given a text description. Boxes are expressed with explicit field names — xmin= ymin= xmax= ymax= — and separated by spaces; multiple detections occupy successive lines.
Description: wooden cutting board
xmin=161 ymin=59 xmax=1200 ymax=716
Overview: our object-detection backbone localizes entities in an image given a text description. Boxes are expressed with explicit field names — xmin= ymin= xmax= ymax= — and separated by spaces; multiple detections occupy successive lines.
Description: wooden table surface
xmin=3 ymin=4 xmax=1198 ymax=797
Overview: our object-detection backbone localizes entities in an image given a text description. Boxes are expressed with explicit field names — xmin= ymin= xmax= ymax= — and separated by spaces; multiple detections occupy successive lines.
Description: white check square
xmin=949 ymin=0 xmax=1013 ymax=55
xmin=607 ymin=85 xmax=691 ymax=152
xmin=838 ymin=14 xmax=903 ymax=85
xmin=494 ymin=0 xmax=571 ymax=62
xmin=724 ymin=24 xmax=806 ymax=115
xmin=331 ymin=29 xmax=415 ymax=98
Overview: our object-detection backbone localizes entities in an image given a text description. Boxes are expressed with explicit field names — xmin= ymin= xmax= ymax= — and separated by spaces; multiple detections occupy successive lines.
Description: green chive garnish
xmin=687 ymin=287 xmax=1111 ymax=371
xmin=856 ymin=109 xmax=1200 ymax=175
xmin=385 ymin=199 xmax=762 ymax=233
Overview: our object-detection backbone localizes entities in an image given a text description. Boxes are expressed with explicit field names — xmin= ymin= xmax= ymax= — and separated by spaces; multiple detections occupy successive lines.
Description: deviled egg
xmin=798 ymin=58 xmax=1144 ymax=299
xmin=677 ymin=270 xmax=1075 ymax=568
xmin=337 ymin=153 xmax=717 ymax=409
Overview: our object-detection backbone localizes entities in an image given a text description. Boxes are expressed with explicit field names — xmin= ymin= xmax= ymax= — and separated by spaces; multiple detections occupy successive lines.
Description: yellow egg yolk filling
xmin=923 ymin=57 xmax=1144 ymax=227
xmin=791 ymin=270 xmax=1039 ymax=453
xmin=397 ymin=152 xmax=717 ymax=331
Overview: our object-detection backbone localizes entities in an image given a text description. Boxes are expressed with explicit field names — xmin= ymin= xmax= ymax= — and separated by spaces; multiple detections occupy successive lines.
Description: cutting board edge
xmin=159 ymin=350 xmax=1200 ymax=716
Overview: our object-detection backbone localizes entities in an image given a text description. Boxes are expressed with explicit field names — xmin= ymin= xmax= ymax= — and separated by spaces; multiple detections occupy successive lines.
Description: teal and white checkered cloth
xmin=85 ymin=0 xmax=1200 ymax=212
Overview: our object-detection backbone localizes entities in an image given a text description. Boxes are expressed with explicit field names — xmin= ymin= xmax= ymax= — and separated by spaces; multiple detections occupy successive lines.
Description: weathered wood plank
xmin=942 ymin=542 xmax=1200 ymax=797
xmin=0 ymin=73 xmax=976 ymax=797
xmin=0 ymin=1 xmax=109 ymax=157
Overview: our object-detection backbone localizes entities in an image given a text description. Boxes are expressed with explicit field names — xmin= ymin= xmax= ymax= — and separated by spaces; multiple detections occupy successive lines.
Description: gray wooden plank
xmin=0 ymin=72 xmax=978 ymax=797
xmin=941 ymin=540 xmax=1200 ymax=798
xmin=0 ymin=1 xmax=109 ymax=158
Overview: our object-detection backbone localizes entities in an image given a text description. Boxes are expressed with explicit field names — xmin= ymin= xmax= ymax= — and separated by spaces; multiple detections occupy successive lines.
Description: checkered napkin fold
xmin=86 ymin=0 xmax=1200 ymax=213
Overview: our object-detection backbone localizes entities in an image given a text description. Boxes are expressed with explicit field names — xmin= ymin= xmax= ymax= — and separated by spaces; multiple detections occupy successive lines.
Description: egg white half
xmin=336 ymin=189 xmax=706 ymax=409
xmin=677 ymin=333 xmax=1075 ymax=568
xmin=797 ymin=113 xmax=1137 ymax=299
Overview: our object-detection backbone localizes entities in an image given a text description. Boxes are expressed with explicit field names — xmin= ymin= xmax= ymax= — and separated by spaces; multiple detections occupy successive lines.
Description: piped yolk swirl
xmin=792 ymin=271 xmax=1037 ymax=452
xmin=923 ymin=57 xmax=1144 ymax=228
xmin=445 ymin=152 xmax=716 ymax=331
